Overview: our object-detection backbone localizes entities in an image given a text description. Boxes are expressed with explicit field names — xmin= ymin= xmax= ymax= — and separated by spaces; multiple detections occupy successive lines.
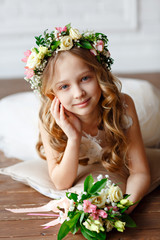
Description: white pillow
xmin=0 ymin=160 xmax=127 ymax=199
xmin=0 ymin=92 xmax=41 ymax=160
xmin=0 ymin=148 xmax=159 ymax=199
xmin=121 ymin=78 xmax=160 ymax=147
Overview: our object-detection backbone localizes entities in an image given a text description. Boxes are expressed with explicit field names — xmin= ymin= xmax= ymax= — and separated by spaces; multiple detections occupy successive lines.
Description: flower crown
xmin=22 ymin=23 xmax=114 ymax=95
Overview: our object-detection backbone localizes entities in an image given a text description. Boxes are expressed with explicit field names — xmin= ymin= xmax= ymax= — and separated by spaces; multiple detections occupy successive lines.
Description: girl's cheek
xmin=57 ymin=92 xmax=71 ymax=107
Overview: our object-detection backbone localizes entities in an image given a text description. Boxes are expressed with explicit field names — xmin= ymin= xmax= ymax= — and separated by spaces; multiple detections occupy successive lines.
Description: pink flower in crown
xmin=95 ymin=40 xmax=104 ymax=52
xmin=90 ymin=49 xmax=97 ymax=56
xmin=22 ymin=50 xmax=32 ymax=62
xmin=55 ymin=26 xmax=67 ymax=33
xmin=24 ymin=67 xmax=34 ymax=79
xmin=83 ymin=200 xmax=97 ymax=213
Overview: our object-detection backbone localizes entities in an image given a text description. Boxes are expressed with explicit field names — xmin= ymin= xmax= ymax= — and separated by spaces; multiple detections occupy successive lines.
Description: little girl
xmin=22 ymin=24 xmax=159 ymax=213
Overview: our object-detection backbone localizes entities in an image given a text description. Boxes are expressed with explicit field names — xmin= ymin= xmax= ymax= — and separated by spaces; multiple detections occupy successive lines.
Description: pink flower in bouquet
xmin=97 ymin=209 xmax=107 ymax=218
xmin=22 ymin=50 xmax=32 ymax=62
xmin=95 ymin=40 xmax=104 ymax=52
xmin=90 ymin=209 xmax=107 ymax=220
xmin=24 ymin=67 xmax=34 ymax=79
xmin=90 ymin=211 xmax=99 ymax=220
xmin=83 ymin=200 xmax=97 ymax=213
xmin=56 ymin=26 xmax=67 ymax=33
xmin=108 ymin=206 xmax=118 ymax=211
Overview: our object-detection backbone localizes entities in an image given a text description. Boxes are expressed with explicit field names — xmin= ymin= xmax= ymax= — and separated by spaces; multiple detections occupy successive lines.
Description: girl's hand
xmin=50 ymin=97 xmax=82 ymax=140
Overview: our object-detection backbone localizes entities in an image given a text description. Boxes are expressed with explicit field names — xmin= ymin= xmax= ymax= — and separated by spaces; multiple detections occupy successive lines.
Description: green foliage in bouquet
xmin=58 ymin=174 xmax=136 ymax=240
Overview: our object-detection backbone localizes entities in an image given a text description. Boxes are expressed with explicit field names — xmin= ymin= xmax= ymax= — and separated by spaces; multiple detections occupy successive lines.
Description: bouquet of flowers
xmin=6 ymin=174 xmax=136 ymax=239
xmin=58 ymin=174 xmax=136 ymax=240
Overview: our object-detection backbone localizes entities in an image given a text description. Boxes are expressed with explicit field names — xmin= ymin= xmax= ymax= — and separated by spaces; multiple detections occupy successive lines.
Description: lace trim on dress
xmin=79 ymin=130 xmax=107 ymax=165
xmin=82 ymin=131 xmax=102 ymax=145
xmin=79 ymin=135 xmax=103 ymax=164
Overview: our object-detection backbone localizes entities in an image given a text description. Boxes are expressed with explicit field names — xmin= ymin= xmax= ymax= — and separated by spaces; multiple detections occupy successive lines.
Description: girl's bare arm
xmin=123 ymin=94 xmax=151 ymax=213
xmin=39 ymin=97 xmax=82 ymax=190
xmin=39 ymin=121 xmax=81 ymax=190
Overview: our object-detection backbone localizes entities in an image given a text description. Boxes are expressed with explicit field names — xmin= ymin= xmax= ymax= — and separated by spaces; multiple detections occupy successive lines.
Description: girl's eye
xmin=60 ymin=84 xmax=68 ymax=90
xmin=82 ymin=76 xmax=89 ymax=81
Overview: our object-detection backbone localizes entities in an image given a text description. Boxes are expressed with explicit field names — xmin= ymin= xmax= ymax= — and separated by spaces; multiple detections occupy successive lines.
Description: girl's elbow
xmin=55 ymin=184 xmax=67 ymax=190
xmin=50 ymin=176 xmax=74 ymax=190
xmin=54 ymin=183 xmax=72 ymax=190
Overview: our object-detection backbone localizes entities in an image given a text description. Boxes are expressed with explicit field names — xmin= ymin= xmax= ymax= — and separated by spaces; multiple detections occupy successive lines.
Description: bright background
xmin=0 ymin=0 xmax=160 ymax=79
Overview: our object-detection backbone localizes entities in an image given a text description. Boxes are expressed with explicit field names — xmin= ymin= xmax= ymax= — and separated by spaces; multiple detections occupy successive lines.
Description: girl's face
xmin=52 ymin=52 xmax=101 ymax=118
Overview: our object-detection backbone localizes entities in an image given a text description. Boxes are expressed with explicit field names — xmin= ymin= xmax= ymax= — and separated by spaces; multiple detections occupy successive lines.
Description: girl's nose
xmin=74 ymin=86 xmax=86 ymax=99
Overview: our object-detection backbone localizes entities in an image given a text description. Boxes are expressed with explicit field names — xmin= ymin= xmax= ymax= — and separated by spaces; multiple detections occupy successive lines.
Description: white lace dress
xmin=79 ymin=107 xmax=133 ymax=165
xmin=76 ymin=112 xmax=132 ymax=193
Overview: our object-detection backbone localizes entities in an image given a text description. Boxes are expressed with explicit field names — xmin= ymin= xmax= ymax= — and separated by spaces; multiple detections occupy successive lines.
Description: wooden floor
xmin=0 ymin=74 xmax=160 ymax=239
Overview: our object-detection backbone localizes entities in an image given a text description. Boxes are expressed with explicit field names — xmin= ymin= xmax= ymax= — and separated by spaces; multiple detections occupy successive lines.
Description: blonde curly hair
xmin=36 ymin=47 xmax=128 ymax=172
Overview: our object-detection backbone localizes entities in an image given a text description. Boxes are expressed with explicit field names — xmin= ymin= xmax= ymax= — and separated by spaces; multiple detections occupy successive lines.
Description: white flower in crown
xmin=38 ymin=46 xmax=49 ymax=59
xmin=26 ymin=46 xmax=48 ymax=69
xmin=59 ymin=36 xmax=73 ymax=51
xmin=69 ymin=28 xmax=82 ymax=40
xmin=26 ymin=50 xmax=41 ymax=69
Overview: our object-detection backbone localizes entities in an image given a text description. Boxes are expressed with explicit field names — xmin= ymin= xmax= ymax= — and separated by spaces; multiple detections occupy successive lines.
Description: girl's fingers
xmin=50 ymin=97 xmax=60 ymax=120
xmin=60 ymin=104 xmax=66 ymax=121
xmin=54 ymin=98 xmax=60 ymax=114
xmin=50 ymin=97 xmax=56 ymax=114
xmin=64 ymin=108 xmax=71 ymax=116
xmin=50 ymin=98 xmax=72 ymax=133
xmin=64 ymin=109 xmax=74 ymax=120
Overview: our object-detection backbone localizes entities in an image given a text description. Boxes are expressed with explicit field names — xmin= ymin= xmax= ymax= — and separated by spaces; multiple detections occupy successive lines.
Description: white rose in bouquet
xmin=90 ymin=193 xmax=107 ymax=208
xmin=108 ymin=185 xmax=123 ymax=202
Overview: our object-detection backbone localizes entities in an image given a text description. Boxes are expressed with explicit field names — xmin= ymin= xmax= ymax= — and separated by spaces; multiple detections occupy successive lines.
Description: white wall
xmin=0 ymin=0 xmax=160 ymax=78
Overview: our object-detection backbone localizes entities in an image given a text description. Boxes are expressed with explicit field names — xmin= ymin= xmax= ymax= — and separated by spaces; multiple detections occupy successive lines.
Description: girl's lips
xmin=73 ymin=98 xmax=91 ymax=107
